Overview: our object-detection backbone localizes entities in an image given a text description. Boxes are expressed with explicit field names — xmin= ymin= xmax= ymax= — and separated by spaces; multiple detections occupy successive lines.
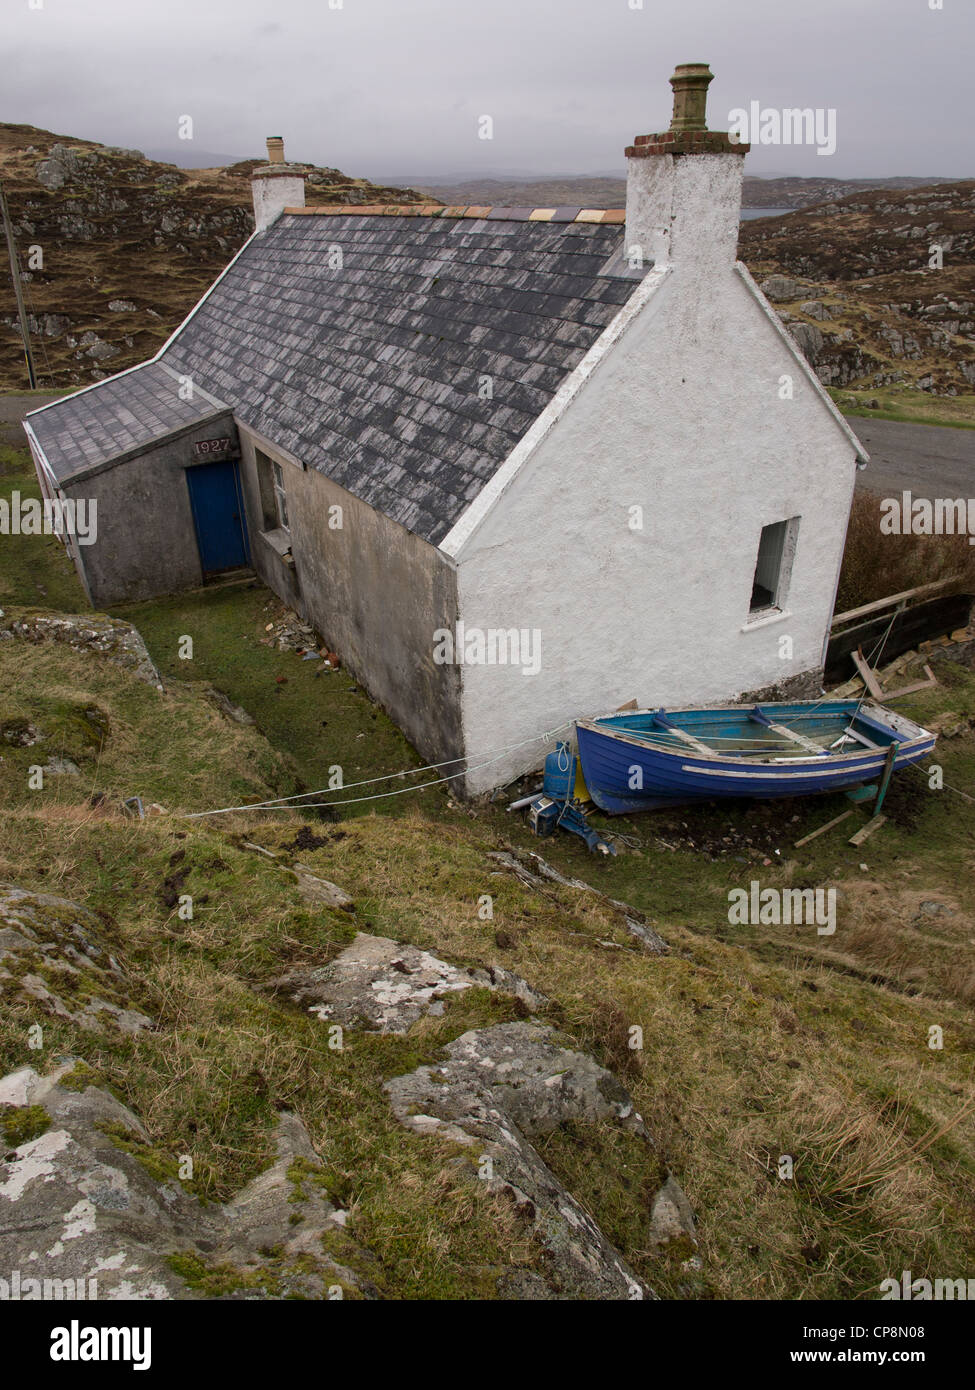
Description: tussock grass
xmin=2 ymin=502 xmax=974 ymax=1299
xmin=836 ymin=488 xmax=975 ymax=613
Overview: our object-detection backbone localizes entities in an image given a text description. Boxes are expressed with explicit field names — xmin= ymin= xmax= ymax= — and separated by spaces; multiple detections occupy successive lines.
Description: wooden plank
xmin=763 ymin=720 xmax=828 ymax=756
xmin=832 ymin=577 xmax=960 ymax=627
xmin=794 ymin=809 xmax=855 ymax=847
xmin=849 ymin=814 xmax=887 ymax=846
xmin=874 ymin=743 xmax=898 ymax=815
xmin=840 ymin=725 xmax=882 ymax=750
xmin=750 ymin=706 xmax=826 ymax=755
xmin=884 ymin=665 xmax=938 ymax=699
xmin=615 ymin=698 xmax=638 ymax=711
xmin=825 ymin=593 xmax=972 ymax=685
xmin=852 ymin=649 xmax=886 ymax=701
xmin=652 ymin=713 xmax=715 ymax=757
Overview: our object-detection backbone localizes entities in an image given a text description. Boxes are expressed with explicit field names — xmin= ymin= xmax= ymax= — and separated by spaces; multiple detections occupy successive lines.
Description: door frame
xmin=185 ymin=456 xmax=251 ymax=577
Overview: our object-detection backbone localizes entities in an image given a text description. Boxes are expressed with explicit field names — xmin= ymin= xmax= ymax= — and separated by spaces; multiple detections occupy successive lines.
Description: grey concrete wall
xmin=60 ymin=412 xmax=240 ymax=608
xmin=237 ymin=426 xmax=464 ymax=769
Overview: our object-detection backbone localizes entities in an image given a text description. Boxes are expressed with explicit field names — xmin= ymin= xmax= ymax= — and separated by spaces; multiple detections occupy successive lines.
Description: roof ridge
xmin=283 ymin=204 xmax=626 ymax=224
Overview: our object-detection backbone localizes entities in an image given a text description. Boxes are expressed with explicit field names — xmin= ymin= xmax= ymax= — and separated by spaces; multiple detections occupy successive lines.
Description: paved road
xmin=0 ymin=391 xmax=64 ymax=449
xmin=848 ymin=415 xmax=975 ymax=499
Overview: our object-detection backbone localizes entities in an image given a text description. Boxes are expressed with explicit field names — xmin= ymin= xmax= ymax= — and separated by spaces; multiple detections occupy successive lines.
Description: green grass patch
xmin=1 ymin=1104 xmax=50 ymax=1148
xmin=835 ymin=387 xmax=975 ymax=430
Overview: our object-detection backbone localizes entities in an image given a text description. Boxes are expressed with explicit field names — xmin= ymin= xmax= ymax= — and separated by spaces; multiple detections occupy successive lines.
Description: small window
xmin=256 ymin=448 xmax=290 ymax=533
xmin=272 ymin=461 xmax=289 ymax=531
xmin=750 ymin=517 xmax=799 ymax=614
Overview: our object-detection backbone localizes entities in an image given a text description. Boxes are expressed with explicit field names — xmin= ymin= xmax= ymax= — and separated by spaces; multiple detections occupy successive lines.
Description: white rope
xmin=179 ymin=722 xmax=573 ymax=820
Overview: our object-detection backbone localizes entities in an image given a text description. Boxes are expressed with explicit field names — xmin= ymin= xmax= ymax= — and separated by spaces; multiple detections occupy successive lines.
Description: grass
xmin=834 ymin=387 xmax=975 ymax=431
xmin=1 ymin=436 xmax=974 ymax=1299
xmin=0 ymin=445 xmax=90 ymax=610
xmin=113 ymin=584 xmax=443 ymax=821
xmin=835 ymin=488 xmax=975 ymax=614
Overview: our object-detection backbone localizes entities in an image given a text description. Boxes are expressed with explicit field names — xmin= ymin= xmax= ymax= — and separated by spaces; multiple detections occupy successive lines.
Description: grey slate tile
xmin=30 ymin=213 xmax=647 ymax=542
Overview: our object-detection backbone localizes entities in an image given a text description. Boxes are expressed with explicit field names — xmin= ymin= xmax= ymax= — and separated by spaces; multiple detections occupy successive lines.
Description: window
xmin=272 ymin=461 xmax=289 ymax=531
xmin=256 ymin=448 xmax=290 ymax=533
xmin=750 ymin=517 xmax=799 ymax=614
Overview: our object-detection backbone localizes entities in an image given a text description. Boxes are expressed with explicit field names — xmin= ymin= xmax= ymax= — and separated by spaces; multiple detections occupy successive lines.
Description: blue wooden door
xmin=186 ymin=460 xmax=249 ymax=574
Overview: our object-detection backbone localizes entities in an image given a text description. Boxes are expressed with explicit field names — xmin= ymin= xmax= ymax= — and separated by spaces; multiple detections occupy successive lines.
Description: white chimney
xmin=251 ymin=136 xmax=305 ymax=233
xmin=624 ymin=64 xmax=748 ymax=271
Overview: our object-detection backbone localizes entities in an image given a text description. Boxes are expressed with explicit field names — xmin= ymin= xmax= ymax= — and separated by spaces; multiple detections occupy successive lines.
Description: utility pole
xmin=0 ymin=180 xmax=37 ymax=389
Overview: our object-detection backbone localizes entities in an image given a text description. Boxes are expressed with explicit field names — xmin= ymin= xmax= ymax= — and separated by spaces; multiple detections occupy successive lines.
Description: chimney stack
xmin=250 ymin=135 xmax=305 ymax=233
xmin=624 ymin=63 xmax=748 ymax=270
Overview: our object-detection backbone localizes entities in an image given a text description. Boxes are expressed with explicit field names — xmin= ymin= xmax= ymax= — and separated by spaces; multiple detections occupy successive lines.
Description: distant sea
xmin=740 ymin=207 xmax=791 ymax=221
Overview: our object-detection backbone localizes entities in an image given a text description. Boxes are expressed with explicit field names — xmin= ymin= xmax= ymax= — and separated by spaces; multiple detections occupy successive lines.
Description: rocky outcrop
xmin=743 ymin=180 xmax=975 ymax=395
xmin=269 ymin=932 xmax=545 ymax=1032
xmin=0 ymin=1061 xmax=371 ymax=1299
xmin=487 ymin=848 xmax=669 ymax=954
xmin=0 ymin=884 xmax=153 ymax=1036
xmin=0 ymin=610 xmax=162 ymax=689
xmin=386 ymin=1021 xmax=696 ymax=1300
xmin=0 ymin=123 xmax=433 ymax=389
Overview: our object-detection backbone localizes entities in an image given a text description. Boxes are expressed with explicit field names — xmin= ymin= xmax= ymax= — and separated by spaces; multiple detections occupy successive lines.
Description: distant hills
xmin=411 ymin=173 xmax=965 ymax=212
xmin=739 ymin=181 xmax=975 ymax=396
xmin=0 ymin=120 xmax=972 ymax=401
xmin=0 ymin=123 xmax=428 ymax=390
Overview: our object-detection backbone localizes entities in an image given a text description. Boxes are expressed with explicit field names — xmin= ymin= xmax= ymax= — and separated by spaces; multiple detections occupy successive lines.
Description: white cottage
xmin=25 ymin=63 xmax=866 ymax=794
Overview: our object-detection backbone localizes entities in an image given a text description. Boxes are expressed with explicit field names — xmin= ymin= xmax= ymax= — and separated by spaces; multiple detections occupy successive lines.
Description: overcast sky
xmin=5 ymin=0 xmax=972 ymax=181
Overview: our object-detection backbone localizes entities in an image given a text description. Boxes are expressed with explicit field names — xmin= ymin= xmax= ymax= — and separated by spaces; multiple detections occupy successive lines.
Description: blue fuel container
xmin=543 ymin=742 xmax=578 ymax=801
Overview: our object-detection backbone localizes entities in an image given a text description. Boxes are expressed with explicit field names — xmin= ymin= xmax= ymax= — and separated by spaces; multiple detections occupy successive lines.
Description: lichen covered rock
xmin=269 ymin=931 xmax=545 ymax=1033
xmin=386 ymin=1021 xmax=696 ymax=1299
xmin=0 ymin=1061 xmax=372 ymax=1300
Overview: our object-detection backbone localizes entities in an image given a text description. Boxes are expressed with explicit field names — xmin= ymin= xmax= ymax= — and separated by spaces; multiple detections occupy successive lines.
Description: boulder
xmin=762 ymin=275 xmax=804 ymax=303
xmin=1 ymin=612 xmax=162 ymax=690
xmin=269 ymin=931 xmax=545 ymax=1032
xmin=0 ymin=884 xmax=154 ymax=1036
xmin=0 ymin=1061 xmax=373 ymax=1300
xmin=386 ymin=1021 xmax=697 ymax=1299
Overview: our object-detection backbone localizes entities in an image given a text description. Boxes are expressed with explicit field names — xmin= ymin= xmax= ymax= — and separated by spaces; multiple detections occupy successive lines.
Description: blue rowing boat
xmin=574 ymin=700 xmax=936 ymax=814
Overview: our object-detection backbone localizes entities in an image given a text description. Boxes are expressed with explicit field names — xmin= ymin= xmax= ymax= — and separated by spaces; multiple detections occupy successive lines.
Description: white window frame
xmin=749 ymin=516 xmax=800 ymax=617
xmin=272 ymin=461 xmax=289 ymax=531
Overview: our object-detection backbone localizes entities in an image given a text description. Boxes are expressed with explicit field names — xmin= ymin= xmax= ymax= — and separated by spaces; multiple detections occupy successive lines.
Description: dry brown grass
xmin=836 ymin=489 xmax=975 ymax=613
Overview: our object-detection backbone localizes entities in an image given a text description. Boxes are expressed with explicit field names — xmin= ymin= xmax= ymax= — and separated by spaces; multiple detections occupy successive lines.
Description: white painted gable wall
xmin=451 ymin=207 xmax=861 ymax=793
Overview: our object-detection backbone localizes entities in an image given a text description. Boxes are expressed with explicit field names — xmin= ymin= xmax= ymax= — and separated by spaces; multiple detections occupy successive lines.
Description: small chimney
xmin=251 ymin=135 xmax=305 ymax=233
xmin=624 ymin=63 xmax=749 ymax=270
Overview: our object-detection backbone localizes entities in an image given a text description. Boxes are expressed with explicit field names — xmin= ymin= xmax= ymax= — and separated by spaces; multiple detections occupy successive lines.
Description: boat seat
xmin=841 ymin=724 xmax=882 ymax=750
xmin=652 ymin=711 xmax=715 ymax=757
xmin=749 ymin=707 xmax=828 ymax=756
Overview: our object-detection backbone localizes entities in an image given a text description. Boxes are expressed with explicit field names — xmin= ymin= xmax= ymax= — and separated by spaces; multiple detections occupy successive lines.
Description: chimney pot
xmin=668 ymin=63 xmax=714 ymax=132
xmin=251 ymin=136 xmax=304 ymax=231
xmin=624 ymin=62 xmax=746 ymax=269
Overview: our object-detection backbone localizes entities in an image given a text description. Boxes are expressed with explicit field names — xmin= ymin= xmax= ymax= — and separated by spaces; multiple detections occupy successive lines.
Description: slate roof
xmin=27 ymin=360 xmax=227 ymax=483
xmin=28 ymin=206 xmax=647 ymax=544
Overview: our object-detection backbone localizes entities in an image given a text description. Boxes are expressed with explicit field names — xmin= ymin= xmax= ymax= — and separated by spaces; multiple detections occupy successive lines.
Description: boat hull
xmin=575 ymin=701 xmax=935 ymax=815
